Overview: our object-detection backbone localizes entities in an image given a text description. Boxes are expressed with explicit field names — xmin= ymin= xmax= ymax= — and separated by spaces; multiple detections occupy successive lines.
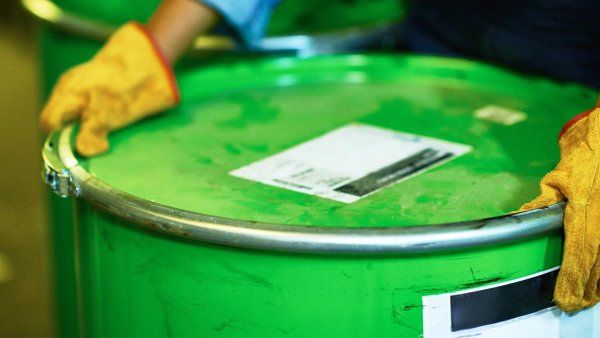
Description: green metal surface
xmin=39 ymin=3 xmax=596 ymax=337
xmin=75 ymin=204 xmax=563 ymax=338
xmin=52 ymin=0 xmax=159 ymax=27
xmin=41 ymin=28 xmax=100 ymax=338
xmin=69 ymin=54 xmax=593 ymax=337
xmin=40 ymin=1 xmax=411 ymax=334
xmin=81 ymin=54 xmax=595 ymax=227
xmin=52 ymin=0 xmax=406 ymax=36
xmin=267 ymin=0 xmax=407 ymax=35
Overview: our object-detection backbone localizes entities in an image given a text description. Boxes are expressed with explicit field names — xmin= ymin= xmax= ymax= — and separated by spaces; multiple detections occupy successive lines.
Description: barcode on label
xmin=230 ymin=124 xmax=471 ymax=203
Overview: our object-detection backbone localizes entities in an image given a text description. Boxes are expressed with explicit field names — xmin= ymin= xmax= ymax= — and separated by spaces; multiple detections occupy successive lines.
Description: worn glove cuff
xmin=130 ymin=21 xmax=181 ymax=104
xmin=559 ymin=108 xmax=595 ymax=139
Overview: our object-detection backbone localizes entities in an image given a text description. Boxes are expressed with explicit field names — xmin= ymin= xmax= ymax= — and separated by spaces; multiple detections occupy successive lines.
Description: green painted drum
xmin=43 ymin=0 xmax=405 ymax=36
xmin=42 ymin=54 xmax=600 ymax=337
xmin=33 ymin=1 xmax=408 ymax=335
xmin=40 ymin=25 xmax=99 ymax=338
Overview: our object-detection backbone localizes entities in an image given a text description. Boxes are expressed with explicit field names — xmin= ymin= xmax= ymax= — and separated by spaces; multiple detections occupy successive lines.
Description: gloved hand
xmin=520 ymin=106 xmax=600 ymax=312
xmin=40 ymin=22 xmax=180 ymax=156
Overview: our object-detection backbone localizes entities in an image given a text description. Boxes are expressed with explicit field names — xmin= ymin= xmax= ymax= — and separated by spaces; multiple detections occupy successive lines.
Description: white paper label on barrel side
xmin=422 ymin=267 xmax=600 ymax=338
xmin=230 ymin=123 xmax=471 ymax=203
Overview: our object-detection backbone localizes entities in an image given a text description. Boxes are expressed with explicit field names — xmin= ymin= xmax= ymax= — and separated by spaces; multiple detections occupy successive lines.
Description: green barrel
xmin=35 ymin=0 xmax=406 ymax=36
xmin=42 ymin=54 xmax=599 ymax=337
xmin=40 ymin=21 xmax=99 ymax=338
xmin=33 ymin=0 xmax=407 ymax=335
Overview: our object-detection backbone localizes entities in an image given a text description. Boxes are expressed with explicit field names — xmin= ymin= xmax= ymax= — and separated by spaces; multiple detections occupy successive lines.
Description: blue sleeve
xmin=199 ymin=0 xmax=280 ymax=47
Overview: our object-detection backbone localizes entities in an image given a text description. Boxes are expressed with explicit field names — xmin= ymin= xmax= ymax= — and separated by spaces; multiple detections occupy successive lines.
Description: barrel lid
xmin=77 ymin=54 xmax=595 ymax=228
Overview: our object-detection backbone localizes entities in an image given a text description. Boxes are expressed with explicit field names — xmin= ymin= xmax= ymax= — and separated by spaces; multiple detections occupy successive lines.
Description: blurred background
xmin=0 ymin=0 xmax=56 ymax=337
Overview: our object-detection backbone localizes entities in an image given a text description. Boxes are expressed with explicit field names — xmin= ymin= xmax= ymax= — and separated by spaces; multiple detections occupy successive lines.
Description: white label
xmin=230 ymin=123 xmax=471 ymax=203
xmin=474 ymin=105 xmax=527 ymax=126
xmin=422 ymin=267 xmax=600 ymax=338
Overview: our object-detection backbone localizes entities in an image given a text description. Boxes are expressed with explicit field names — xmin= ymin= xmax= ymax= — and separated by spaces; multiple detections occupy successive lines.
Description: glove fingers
xmin=554 ymin=202 xmax=587 ymax=311
xmin=40 ymin=93 xmax=85 ymax=132
xmin=582 ymin=249 xmax=600 ymax=308
xmin=518 ymin=175 xmax=564 ymax=212
xmin=554 ymin=200 xmax=600 ymax=311
xmin=579 ymin=154 xmax=600 ymax=308
xmin=75 ymin=109 xmax=109 ymax=157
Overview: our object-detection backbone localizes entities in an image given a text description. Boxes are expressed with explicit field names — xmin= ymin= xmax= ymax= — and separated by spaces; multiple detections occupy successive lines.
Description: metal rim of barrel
xmin=42 ymin=125 xmax=564 ymax=255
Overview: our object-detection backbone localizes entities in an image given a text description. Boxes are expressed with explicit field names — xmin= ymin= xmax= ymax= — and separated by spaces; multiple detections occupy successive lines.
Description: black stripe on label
xmin=333 ymin=148 xmax=452 ymax=197
xmin=450 ymin=269 xmax=558 ymax=332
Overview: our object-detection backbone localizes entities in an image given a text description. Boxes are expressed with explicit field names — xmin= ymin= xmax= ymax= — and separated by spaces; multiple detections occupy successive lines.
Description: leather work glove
xmin=40 ymin=22 xmax=180 ymax=156
xmin=520 ymin=106 xmax=600 ymax=312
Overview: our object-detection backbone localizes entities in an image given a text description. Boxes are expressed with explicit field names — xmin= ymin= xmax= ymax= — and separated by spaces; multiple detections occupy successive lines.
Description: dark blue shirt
xmin=405 ymin=0 xmax=600 ymax=89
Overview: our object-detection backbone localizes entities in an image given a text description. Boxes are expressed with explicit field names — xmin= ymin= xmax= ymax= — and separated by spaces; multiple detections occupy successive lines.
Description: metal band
xmin=21 ymin=0 xmax=402 ymax=55
xmin=42 ymin=126 xmax=564 ymax=254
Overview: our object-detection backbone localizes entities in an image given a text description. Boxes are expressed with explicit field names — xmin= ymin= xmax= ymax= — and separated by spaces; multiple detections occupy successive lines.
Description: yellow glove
xmin=520 ymin=107 xmax=600 ymax=312
xmin=40 ymin=22 xmax=180 ymax=156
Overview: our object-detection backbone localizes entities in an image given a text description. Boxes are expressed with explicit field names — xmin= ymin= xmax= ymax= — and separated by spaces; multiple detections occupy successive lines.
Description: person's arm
xmin=147 ymin=0 xmax=220 ymax=64
xmin=40 ymin=0 xmax=279 ymax=157
xmin=39 ymin=0 xmax=219 ymax=156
